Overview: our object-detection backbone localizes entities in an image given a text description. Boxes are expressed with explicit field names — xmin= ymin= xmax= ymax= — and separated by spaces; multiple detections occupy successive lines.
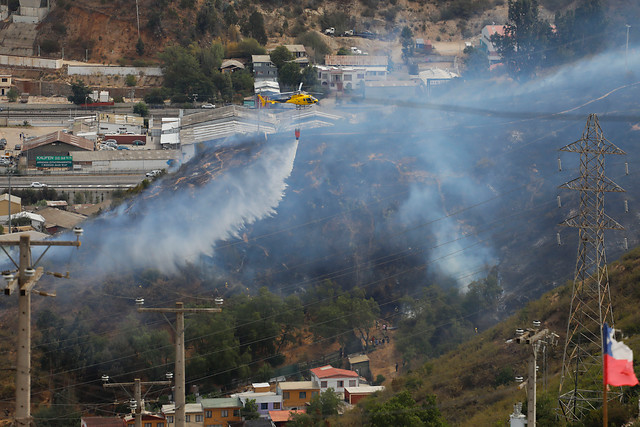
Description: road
xmin=0 ymin=173 xmax=146 ymax=189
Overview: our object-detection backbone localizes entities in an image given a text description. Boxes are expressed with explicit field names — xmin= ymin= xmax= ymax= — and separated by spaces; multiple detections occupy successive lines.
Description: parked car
xmin=0 ymin=138 xmax=6 ymax=149
xmin=201 ymin=103 xmax=216 ymax=109
xmin=132 ymin=140 xmax=145 ymax=146
xmin=14 ymin=144 xmax=20 ymax=151
xmin=103 ymin=139 xmax=117 ymax=147
xmin=30 ymin=182 xmax=47 ymax=188
xmin=343 ymin=30 xmax=354 ymax=36
xmin=145 ymin=169 xmax=162 ymax=178
xmin=117 ymin=145 xmax=130 ymax=150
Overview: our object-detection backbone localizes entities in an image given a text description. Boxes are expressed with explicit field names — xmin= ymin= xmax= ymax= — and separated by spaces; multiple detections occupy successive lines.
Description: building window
xmin=320 ymin=381 xmax=327 ymax=388
xmin=185 ymin=415 xmax=190 ymax=422
xmin=283 ymin=392 xmax=290 ymax=399
xmin=205 ymin=411 xmax=212 ymax=418
xmin=221 ymin=410 xmax=228 ymax=417
xmin=299 ymin=391 xmax=306 ymax=399
xmin=233 ymin=409 xmax=240 ymax=417
xmin=337 ymin=381 xmax=344 ymax=388
xmin=167 ymin=416 xmax=174 ymax=423
xmin=261 ymin=403 xmax=269 ymax=410
xmin=144 ymin=423 xmax=152 ymax=427
xmin=344 ymin=75 xmax=352 ymax=81
xmin=158 ymin=424 xmax=164 ymax=427
xmin=357 ymin=74 xmax=365 ymax=79
xmin=273 ymin=402 xmax=281 ymax=409
xmin=312 ymin=391 xmax=319 ymax=398
xmin=196 ymin=415 xmax=203 ymax=422
xmin=349 ymin=380 xmax=356 ymax=387
xmin=1 ymin=78 xmax=7 ymax=82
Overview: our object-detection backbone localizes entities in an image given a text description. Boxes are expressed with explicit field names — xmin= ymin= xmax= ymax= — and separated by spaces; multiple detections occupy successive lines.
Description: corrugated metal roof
xmin=38 ymin=207 xmax=86 ymax=230
xmin=200 ymin=397 xmax=242 ymax=409
xmin=0 ymin=193 xmax=21 ymax=203
xmin=71 ymin=149 xmax=181 ymax=162
xmin=221 ymin=59 xmax=245 ymax=69
xmin=325 ymin=55 xmax=388 ymax=67
xmin=348 ymin=354 xmax=369 ymax=364
xmin=161 ymin=403 xmax=203 ymax=414
xmin=277 ymin=381 xmax=318 ymax=390
xmin=344 ymin=385 xmax=384 ymax=394
xmin=23 ymin=131 xmax=94 ymax=152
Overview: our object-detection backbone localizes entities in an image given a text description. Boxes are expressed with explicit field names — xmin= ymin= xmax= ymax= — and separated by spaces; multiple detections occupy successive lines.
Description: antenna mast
xmin=557 ymin=114 xmax=625 ymax=421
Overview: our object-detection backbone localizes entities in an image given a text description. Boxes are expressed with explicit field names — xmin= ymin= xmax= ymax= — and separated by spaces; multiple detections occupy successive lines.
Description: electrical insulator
xmin=625 ymin=200 xmax=629 ymax=213
xmin=557 ymin=232 xmax=562 ymax=246
xmin=557 ymin=195 xmax=562 ymax=208
xmin=626 ymin=162 xmax=629 ymax=175
xmin=625 ymin=238 xmax=629 ymax=251
xmin=557 ymin=158 xmax=562 ymax=172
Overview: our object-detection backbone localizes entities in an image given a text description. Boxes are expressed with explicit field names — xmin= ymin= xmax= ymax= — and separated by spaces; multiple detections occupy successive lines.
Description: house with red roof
xmin=268 ymin=409 xmax=304 ymax=427
xmin=479 ymin=25 xmax=506 ymax=63
xmin=310 ymin=365 xmax=359 ymax=395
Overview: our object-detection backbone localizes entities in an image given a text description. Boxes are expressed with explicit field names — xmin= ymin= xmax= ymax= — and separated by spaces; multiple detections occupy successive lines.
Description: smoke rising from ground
xmin=65 ymin=136 xmax=299 ymax=276
xmin=48 ymin=44 xmax=640 ymax=304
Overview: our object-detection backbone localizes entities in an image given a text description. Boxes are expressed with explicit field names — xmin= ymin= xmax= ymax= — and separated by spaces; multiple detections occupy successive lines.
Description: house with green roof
xmin=200 ymin=397 xmax=242 ymax=427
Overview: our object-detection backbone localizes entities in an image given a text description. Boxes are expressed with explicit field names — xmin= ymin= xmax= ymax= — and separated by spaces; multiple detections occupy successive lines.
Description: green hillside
xmin=336 ymin=246 xmax=640 ymax=426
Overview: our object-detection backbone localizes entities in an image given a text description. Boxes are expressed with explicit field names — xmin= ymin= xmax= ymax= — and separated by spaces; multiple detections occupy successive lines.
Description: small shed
xmin=348 ymin=354 xmax=371 ymax=379
xmin=344 ymin=385 xmax=384 ymax=405
xmin=0 ymin=193 xmax=21 ymax=217
xmin=221 ymin=59 xmax=245 ymax=73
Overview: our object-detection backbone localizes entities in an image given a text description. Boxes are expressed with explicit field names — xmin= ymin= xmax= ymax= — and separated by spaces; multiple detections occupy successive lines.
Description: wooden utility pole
xmin=137 ymin=301 xmax=221 ymax=427
xmin=103 ymin=378 xmax=171 ymax=427
xmin=2 ymin=232 xmax=82 ymax=426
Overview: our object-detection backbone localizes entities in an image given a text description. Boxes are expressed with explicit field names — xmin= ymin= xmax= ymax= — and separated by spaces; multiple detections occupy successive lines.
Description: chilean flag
xmin=603 ymin=323 xmax=639 ymax=387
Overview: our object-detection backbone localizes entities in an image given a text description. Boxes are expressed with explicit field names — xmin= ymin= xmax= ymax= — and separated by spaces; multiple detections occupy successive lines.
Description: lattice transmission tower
xmin=557 ymin=113 xmax=626 ymax=421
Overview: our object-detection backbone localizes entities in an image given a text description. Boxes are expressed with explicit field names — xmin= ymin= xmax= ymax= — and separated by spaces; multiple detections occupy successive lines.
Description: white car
xmin=146 ymin=170 xmax=162 ymax=178
xmin=201 ymin=103 xmax=216 ymax=109
xmin=30 ymin=182 xmax=47 ymax=188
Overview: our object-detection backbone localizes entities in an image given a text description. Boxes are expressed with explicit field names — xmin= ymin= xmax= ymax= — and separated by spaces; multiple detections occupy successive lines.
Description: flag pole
xmin=603 ymin=323 xmax=608 ymax=427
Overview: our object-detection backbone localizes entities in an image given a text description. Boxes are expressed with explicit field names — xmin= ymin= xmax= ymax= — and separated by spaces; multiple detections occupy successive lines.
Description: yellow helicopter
xmin=257 ymin=83 xmax=319 ymax=108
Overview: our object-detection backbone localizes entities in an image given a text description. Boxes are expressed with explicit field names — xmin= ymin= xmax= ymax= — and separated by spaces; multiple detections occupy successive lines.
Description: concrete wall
xmin=0 ymin=55 xmax=62 ymax=69
xmin=68 ymin=65 xmax=163 ymax=77
xmin=82 ymin=159 xmax=170 ymax=172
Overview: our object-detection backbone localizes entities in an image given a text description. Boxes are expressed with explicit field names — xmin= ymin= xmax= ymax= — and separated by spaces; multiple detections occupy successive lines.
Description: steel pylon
xmin=557 ymin=114 xmax=625 ymax=421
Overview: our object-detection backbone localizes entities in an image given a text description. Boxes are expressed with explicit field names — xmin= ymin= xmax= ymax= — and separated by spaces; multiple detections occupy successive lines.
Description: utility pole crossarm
xmin=0 ymin=240 xmax=81 ymax=247
xmin=137 ymin=307 xmax=221 ymax=314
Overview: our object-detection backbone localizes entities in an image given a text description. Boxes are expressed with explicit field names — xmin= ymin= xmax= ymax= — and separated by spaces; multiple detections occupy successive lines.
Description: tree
xmin=278 ymin=62 xmax=302 ymax=89
xmin=7 ymin=87 xmax=18 ymax=102
xmin=241 ymin=399 xmax=260 ymax=420
xmin=136 ymin=37 xmax=145 ymax=56
xmin=196 ymin=1 xmax=218 ymax=35
xmin=67 ymin=80 xmax=92 ymax=105
xmin=295 ymin=31 xmax=330 ymax=64
xmin=144 ymin=87 xmax=168 ymax=104
xmin=463 ymin=46 xmax=489 ymax=78
xmin=491 ymin=0 xmax=552 ymax=79
xmin=552 ymin=0 xmax=606 ymax=62
xmin=270 ymin=45 xmax=294 ymax=70
xmin=307 ymin=389 xmax=341 ymax=419
xmin=133 ymin=102 xmax=149 ymax=117
xmin=126 ymin=74 xmax=137 ymax=87
xmin=364 ymin=391 xmax=447 ymax=427
xmin=244 ymin=11 xmax=267 ymax=45
xmin=400 ymin=25 xmax=414 ymax=60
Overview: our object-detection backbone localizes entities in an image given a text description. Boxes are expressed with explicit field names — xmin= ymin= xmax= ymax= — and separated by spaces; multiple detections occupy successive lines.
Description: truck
xmin=324 ymin=27 xmax=335 ymax=36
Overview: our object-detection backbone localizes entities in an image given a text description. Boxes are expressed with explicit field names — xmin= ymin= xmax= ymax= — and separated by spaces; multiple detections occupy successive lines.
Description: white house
xmin=161 ymin=403 xmax=204 ymax=426
xmin=310 ymin=365 xmax=359 ymax=395
xmin=231 ymin=390 xmax=283 ymax=418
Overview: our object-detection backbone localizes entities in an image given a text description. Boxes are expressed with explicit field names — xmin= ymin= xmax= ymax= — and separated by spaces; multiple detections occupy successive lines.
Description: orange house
xmin=276 ymin=381 xmax=320 ymax=409
xmin=201 ymin=397 xmax=242 ymax=427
